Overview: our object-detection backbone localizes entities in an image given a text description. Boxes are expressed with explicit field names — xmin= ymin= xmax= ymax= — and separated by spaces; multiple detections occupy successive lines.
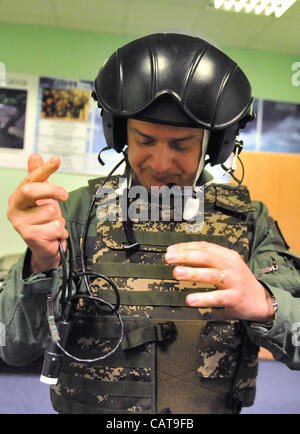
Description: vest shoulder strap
xmin=213 ymin=183 xmax=256 ymax=214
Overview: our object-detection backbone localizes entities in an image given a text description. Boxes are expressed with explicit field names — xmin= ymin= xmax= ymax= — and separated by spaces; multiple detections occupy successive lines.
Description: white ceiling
xmin=0 ymin=0 xmax=299 ymax=55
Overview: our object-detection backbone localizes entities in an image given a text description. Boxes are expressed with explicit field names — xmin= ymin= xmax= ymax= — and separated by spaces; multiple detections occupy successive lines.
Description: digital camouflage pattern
xmin=50 ymin=176 xmax=259 ymax=414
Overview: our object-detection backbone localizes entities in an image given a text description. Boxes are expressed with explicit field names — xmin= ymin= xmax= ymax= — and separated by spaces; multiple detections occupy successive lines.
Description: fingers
xmin=23 ymin=220 xmax=69 ymax=249
xmin=11 ymin=201 xmax=64 ymax=229
xmin=24 ymin=155 xmax=60 ymax=185
xmin=13 ymin=182 xmax=68 ymax=210
xmin=9 ymin=155 xmax=64 ymax=211
xmin=165 ymin=242 xmax=272 ymax=321
xmin=164 ymin=242 xmax=236 ymax=310
xmin=165 ymin=242 xmax=231 ymax=291
xmin=29 ymin=223 xmax=69 ymax=271
xmin=173 ymin=266 xmax=226 ymax=288
xmin=7 ymin=154 xmax=69 ymax=273
xmin=9 ymin=154 xmax=68 ymax=211
xmin=22 ymin=216 xmax=68 ymax=268
xmin=186 ymin=288 xmax=235 ymax=308
xmin=27 ymin=154 xmax=45 ymax=173
xmin=165 ymin=241 xmax=239 ymax=269
xmin=177 ymin=263 xmax=232 ymax=308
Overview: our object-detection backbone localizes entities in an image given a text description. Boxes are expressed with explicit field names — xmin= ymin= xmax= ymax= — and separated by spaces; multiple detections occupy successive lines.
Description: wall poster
xmin=0 ymin=73 xmax=39 ymax=168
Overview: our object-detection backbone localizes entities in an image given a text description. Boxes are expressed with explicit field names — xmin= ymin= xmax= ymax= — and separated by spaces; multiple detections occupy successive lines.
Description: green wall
xmin=0 ymin=22 xmax=299 ymax=256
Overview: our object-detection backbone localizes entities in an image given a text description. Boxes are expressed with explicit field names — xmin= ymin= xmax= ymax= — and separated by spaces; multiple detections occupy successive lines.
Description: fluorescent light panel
xmin=213 ymin=0 xmax=297 ymax=17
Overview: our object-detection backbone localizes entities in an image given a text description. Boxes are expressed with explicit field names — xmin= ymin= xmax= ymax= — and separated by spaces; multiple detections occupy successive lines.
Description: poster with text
xmin=34 ymin=76 xmax=125 ymax=176
xmin=35 ymin=77 xmax=92 ymax=173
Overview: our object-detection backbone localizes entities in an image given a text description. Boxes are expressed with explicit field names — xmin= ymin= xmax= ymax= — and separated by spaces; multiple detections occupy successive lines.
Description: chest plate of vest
xmin=51 ymin=178 xmax=259 ymax=414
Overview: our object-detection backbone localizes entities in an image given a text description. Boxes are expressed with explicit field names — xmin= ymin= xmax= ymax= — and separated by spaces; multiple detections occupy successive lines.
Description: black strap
xmin=122 ymin=321 xmax=177 ymax=350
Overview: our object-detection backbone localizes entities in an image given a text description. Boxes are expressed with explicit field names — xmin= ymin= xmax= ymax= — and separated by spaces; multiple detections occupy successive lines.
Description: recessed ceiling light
xmin=213 ymin=0 xmax=297 ymax=17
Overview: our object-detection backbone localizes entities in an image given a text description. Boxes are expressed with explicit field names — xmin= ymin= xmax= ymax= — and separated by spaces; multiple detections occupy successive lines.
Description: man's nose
xmin=150 ymin=143 xmax=173 ymax=174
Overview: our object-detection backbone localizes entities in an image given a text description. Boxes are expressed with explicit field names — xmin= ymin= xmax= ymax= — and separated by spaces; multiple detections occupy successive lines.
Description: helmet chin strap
xmin=184 ymin=134 xmax=244 ymax=221
xmin=183 ymin=129 xmax=209 ymax=221
xmin=192 ymin=130 xmax=210 ymax=192
xmin=197 ymin=135 xmax=244 ymax=191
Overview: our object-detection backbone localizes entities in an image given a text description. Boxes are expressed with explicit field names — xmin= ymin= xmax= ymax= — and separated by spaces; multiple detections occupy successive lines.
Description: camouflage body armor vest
xmin=50 ymin=177 xmax=259 ymax=414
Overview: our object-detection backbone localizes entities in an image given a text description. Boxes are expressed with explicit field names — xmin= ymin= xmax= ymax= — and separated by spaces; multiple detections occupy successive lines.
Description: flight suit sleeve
xmin=245 ymin=201 xmax=300 ymax=370
xmin=0 ymin=249 xmax=62 ymax=366
xmin=0 ymin=184 xmax=93 ymax=367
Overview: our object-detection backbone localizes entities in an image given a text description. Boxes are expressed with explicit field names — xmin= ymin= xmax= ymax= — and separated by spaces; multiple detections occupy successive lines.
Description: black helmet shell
xmin=94 ymin=33 xmax=253 ymax=130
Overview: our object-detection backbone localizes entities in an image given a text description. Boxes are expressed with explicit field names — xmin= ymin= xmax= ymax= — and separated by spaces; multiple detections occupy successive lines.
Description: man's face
xmin=127 ymin=118 xmax=203 ymax=190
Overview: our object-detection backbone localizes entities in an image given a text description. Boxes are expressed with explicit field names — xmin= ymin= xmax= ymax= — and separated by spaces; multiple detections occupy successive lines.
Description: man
xmin=1 ymin=33 xmax=300 ymax=414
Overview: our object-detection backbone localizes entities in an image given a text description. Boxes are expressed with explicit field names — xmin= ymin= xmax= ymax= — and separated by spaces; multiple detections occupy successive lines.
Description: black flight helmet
xmin=92 ymin=33 xmax=254 ymax=166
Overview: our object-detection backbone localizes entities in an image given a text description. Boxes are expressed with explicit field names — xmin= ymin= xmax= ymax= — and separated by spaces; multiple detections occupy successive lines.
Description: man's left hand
xmin=165 ymin=241 xmax=275 ymax=323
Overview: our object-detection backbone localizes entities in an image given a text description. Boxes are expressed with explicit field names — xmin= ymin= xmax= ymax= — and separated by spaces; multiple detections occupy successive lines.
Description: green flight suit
xmin=1 ymin=170 xmax=300 ymax=412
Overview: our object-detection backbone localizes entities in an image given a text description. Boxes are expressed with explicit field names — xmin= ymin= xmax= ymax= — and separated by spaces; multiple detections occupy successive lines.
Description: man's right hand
xmin=7 ymin=154 xmax=69 ymax=274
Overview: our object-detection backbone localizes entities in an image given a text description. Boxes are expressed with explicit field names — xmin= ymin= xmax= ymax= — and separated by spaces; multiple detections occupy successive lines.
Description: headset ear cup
xmin=101 ymin=110 xmax=114 ymax=148
xmin=207 ymin=125 xmax=239 ymax=166
xmin=101 ymin=110 xmax=127 ymax=152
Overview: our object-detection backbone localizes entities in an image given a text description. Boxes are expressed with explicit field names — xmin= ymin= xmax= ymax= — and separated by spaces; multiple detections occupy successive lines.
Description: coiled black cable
xmin=52 ymin=158 xmax=127 ymax=363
